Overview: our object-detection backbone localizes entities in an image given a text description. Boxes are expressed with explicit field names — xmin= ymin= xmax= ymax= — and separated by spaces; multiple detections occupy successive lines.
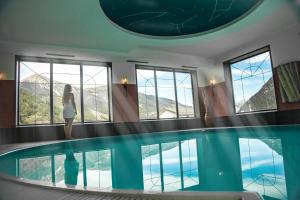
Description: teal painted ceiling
xmin=99 ymin=0 xmax=263 ymax=37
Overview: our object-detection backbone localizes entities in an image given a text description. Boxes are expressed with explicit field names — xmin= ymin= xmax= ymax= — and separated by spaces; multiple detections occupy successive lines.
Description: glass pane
xmin=86 ymin=150 xmax=112 ymax=190
xmin=230 ymin=51 xmax=277 ymax=113
xmin=53 ymin=64 xmax=81 ymax=123
xmin=142 ymin=144 xmax=162 ymax=191
xmin=161 ymin=142 xmax=181 ymax=191
xmin=239 ymin=138 xmax=287 ymax=200
xmin=175 ymin=72 xmax=194 ymax=118
xmin=19 ymin=62 xmax=51 ymax=125
xmin=82 ymin=65 xmax=109 ymax=122
xmin=19 ymin=156 xmax=52 ymax=182
xmin=156 ymin=71 xmax=177 ymax=119
xmin=137 ymin=69 xmax=157 ymax=119
xmin=181 ymin=139 xmax=199 ymax=188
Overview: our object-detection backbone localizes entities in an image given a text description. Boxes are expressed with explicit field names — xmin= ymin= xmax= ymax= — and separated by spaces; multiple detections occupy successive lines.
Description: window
xmin=156 ymin=71 xmax=177 ymax=119
xmin=17 ymin=57 xmax=111 ymax=125
xmin=18 ymin=62 xmax=51 ymax=125
xmin=226 ymin=47 xmax=277 ymax=113
xmin=175 ymin=72 xmax=195 ymax=118
xmin=53 ymin=64 xmax=82 ymax=123
xmin=136 ymin=66 xmax=195 ymax=120
xmin=82 ymin=65 xmax=110 ymax=122
xmin=137 ymin=69 xmax=157 ymax=120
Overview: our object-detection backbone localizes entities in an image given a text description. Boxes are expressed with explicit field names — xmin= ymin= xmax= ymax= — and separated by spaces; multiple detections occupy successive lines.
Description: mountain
xmin=19 ymin=75 xmax=193 ymax=124
xmin=138 ymin=93 xmax=194 ymax=118
xmin=238 ymin=78 xmax=277 ymax=112
xmin=19 ymin=74 xmax=109 ymax=124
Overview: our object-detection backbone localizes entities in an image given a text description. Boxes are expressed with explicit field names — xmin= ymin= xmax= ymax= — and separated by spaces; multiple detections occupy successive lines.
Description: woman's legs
xmin=64 ymin=118 xmax=74 ymax=139
xmin=67 ymin=118 xmax=74 ymax=138
xmin=64 ymin=119 xmax=69 ymax=139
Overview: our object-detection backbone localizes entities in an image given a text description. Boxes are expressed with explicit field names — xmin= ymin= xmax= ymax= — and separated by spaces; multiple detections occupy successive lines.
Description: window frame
xmin=223 ymin=45 xmax=278 ymax=114
xmin=16 ymin=55 xmax=112 ymax=126
xmin=135 ymin=65 xmax=197 ymax=120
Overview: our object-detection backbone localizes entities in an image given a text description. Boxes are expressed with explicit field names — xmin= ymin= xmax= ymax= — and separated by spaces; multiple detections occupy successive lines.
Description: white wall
xmin=129 ymin=48 xmax=218 ymax=87
xmin=0 ymin=47 xmax=216 ymax=87
xmin=111 ymin=62 xmax=136 ymax=84
xmin=215 ymin=24 xmax=300 ymax=77
xmin=0 ymin=52 xmax=14 ymax=80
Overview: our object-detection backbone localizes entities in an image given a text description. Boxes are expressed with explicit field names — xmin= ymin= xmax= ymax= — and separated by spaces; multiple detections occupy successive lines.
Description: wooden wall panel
xmin=199 ymin=82 xmax=231 ymax=118
xmin=112 ymin=84 xmax=139 ymax=123
xmin=0 ymin=80 xmax=16 ymax=128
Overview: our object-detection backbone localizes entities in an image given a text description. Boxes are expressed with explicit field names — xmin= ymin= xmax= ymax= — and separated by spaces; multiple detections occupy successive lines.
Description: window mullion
xmin=80 ymin=65 xmax=84 ymax=123
xmin=190 ymin=72 xmax=196 ymax=118
xmin=17 ymin=60 xmax=20 ymax=126
xmin=50 ymin=62 xmax=54 ymax=124
xmin=154 ymin=68 xmax=159 ymax=120
xmin=173 ymin=70 xmax=179 ymax=118
xmin=107 ymin=66 xmax=112 ymax=122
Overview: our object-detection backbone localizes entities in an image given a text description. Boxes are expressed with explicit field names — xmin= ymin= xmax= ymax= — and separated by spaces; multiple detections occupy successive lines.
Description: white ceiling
xmin=147 ymin=4 xmax=300 ymax=59
xmin=0 ymin=0 xmax=299 ymax=61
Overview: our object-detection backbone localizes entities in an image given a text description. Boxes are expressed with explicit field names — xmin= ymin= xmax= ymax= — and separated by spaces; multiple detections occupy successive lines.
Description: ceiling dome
xmin=99 ymin=0 xmax=262 ymax=37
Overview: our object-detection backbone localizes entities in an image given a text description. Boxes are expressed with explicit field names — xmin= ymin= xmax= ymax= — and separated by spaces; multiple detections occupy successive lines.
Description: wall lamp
xmin=120 ymin=76 xmax=129 ymax=96
xmin=0 ymin=72 xmax=6 ymax=80
xmin=210 ymin=79 xmax=216 ymax=96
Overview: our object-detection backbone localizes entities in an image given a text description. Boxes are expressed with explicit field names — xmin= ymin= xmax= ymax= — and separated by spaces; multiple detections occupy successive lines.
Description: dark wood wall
xmin=112 ymin=84 xmax=139 ymax=123
xmin=0 ymin=80 xmax=15 ymax=128
xmin=198 ymin=82 xmax=231 ymax=118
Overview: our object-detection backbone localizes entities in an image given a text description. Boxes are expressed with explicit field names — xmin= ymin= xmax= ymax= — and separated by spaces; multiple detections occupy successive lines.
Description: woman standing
xmin=62 ymin=84 xmax=77 ymax=139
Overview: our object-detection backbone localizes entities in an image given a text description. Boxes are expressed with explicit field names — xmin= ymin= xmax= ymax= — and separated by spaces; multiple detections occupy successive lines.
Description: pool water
xmin=0 ymin=125 xmax=300 ymax=200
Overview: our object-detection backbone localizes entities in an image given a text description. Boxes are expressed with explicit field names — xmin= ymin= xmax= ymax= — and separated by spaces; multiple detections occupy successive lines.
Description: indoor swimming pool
xmin=0 ymin=125 xmax=299 ymax=200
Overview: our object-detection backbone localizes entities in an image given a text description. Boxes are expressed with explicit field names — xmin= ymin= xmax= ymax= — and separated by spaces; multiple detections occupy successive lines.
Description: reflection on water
xmin=19 ymin=156 xmax=52 ymax=182
xmin=85 ymin=150 xmax=112 ymax=190
xmin=64 ymin=151 xmax=79 ymax=187
xmin=1 ymin=125 xmax=300 ymax=200
xmin=142 ymin=139 xmax=199 ymax=191
xmin=239 ymin=139 xmax=287 ymax=200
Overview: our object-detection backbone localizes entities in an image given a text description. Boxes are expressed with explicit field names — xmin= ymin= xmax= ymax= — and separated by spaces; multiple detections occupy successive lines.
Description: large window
xmin=18 ymin=62 xmax=51 ymax=125
xmin=136 ymin=66 xmax=195 ymax=120
xmin=156 ymin=71 xmax=177 ymax=119
xmin=82 ymin=65 xmax=110 ymax=122
xmin=53 ymin=64 xmax=82 ymax=123
xmin=17 ymin=57 xmax=111 ymax=125
xmin=226 ymin=47 xmax=277 ymax=113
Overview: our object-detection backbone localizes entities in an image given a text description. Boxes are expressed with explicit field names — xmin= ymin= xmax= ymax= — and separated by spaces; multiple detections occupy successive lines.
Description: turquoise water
xmin=0 ymin=125 xmax=300 ymax=200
